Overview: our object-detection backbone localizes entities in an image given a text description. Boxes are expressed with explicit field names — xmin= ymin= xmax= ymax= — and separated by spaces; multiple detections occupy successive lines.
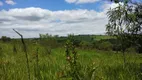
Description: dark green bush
xmin=126 ymin=47 xmax=137 ymax=53
xmin=99 ymin=41 xmax=112 ymax=51
xmin=79 ymin=41 xmax=91 ymax=49
xmin=93 ymin=41 xmax=113 ymax=51
xmin=1 ymin=36 xmax=11 ymax=42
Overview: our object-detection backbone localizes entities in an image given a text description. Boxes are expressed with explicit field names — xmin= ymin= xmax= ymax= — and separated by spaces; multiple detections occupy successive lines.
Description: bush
xmin=95 ymin=41 xmax=112 ymax=51
xmin=40 ymin=38 xmax=59 ymax=48
xmin=126 ymin=47 xmax=137 ymax=53
xmin=1 ymin=36 xmax=11 ymax=42
xmin=79 ymin=41 xmax=92 ymax=49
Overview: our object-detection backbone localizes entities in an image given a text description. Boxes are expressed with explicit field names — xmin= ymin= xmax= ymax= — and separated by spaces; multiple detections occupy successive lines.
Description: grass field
xmin=0 ymin=41 xmax=142 ymax=80
xmin=93 ymin=35 xmax=114 ymax=41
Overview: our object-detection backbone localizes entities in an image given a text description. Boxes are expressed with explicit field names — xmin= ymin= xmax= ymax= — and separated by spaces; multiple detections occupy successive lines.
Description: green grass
xmin=0 ymin=41 xmax=142 ymax=80
xmin=93 ymin=35 xmax=114 ymax=41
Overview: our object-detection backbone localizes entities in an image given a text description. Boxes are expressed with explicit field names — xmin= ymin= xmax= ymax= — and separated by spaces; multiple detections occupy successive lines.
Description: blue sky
xmin=0 ymin=0 xmax=141 ymax=38
xmin=0 ymin=0 xmax=105 ymax=11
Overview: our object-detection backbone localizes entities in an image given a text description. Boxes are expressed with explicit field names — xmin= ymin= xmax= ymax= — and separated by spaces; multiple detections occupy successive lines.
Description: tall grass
xmin=0 ymin=39 xmax=142 ymax=80
xmin=13 ymin=29 xmax=31 ymax=80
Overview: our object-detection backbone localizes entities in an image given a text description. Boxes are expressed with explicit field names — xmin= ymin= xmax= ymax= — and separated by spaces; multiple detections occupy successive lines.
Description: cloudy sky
xmin=0 ymin=0 xmax=141 ymax=38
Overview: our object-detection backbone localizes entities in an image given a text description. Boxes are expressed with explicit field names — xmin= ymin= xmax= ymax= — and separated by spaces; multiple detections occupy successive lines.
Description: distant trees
xmin=39 ymin=33 xmax=56 ymax=39
xmin=39 ymin=33 xmax=59 ymax=55
xmin=1 ymin=36 xmax=11 ymax=42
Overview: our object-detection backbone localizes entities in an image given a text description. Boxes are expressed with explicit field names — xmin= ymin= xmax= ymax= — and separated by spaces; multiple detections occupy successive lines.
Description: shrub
xmin=126 ymin=47 xmax=137 ymax=53
xmin=97 ymin=41 xmax=113 ymax=51
xmin=1 ymin=36 xmax=11 ymax=42
xmin=62 ymin=39 xmax=96 ymax=80
xmin=79 ymin=41 xmax=91 ymax=49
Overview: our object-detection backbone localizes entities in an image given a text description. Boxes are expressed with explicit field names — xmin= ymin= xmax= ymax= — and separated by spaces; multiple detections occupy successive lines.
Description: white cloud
xmin=77 ymin=0 xmax=100 ymax=4
xmin=65 ymin=0 xmax=77 ymax=3
xmin=102 ymin=2 xmax=124 ymax=11
xmin=0 ymin=1 xmax=3 ymax=6
xmin=5 ymin=0 xmax=16 ymax=5
xmin=0 ymin=7 xmax=108 ymax=38
xmin=65 ymin=0 xmax=100 ymax=4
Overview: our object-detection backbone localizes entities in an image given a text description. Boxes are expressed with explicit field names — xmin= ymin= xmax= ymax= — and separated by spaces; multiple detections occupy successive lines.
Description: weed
xmin=13 ymin=29 xmax=31 ymax=80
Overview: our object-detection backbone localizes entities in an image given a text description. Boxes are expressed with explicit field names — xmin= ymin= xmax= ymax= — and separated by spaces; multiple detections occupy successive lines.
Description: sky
xmin=0 ymin=0 xmax=141 ymax=38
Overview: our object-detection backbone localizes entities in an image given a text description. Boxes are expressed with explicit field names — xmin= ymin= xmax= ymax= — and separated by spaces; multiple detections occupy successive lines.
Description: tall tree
xmin=106 ymin=1 xmax=142 ymax=64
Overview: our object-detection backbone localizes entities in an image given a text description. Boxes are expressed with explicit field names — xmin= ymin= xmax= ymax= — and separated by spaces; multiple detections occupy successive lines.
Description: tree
xmin=134 ymin=3 xmax=142 ymax=53
xmin=109 ymin=0 xmax=130 ymax=3
xmin=106 ymin=1 xmax=142 ymax=64
xmin=1 ymin=36 xmax=11 ymax=42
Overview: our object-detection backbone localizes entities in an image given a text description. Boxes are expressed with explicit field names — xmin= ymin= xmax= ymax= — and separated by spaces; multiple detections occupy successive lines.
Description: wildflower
xmin=66 ymin=56 xmax=71 ymax=61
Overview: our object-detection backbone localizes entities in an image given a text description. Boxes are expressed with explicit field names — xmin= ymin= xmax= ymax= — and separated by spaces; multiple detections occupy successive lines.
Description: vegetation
xmin=106 ymin=0 xmax=142 ymax=66
xmin=0 ymin=34 xmax=142 ymax=80
xmin=0 ymin=0 xmax=142 ymax=80
xmin=1 ymin=36 xmax=11 ymax=42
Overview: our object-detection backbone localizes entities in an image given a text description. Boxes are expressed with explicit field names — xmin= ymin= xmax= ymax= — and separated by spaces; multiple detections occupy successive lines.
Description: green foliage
xmin=79 ymin=41 xmax=91 ymax=49
xmin=0 ymin=46 xmax=4 ymax=57
xmin=110 ymin=0 xmax=130 ymax=4
xmin=64 ymin=36 xmax=81 ymax=79
xmin=1 ymin=33 xmax=142 ymax=79
xmin=98 ymin=41 xmax=113 ymax=51
xmin=13 ymin=44 xmax=17 ymax=54
xmin=1 ymin=36 xmax=11 ymax=42
xmin=0 ymin=40 xmax=142 ymax=80
xmin=93 ymin=35 xmax=114 ymax=41
xmin=63 ymin=38 xmax=96 ymax=80
xmin=137 ymin=35 xmax=142 ymax=53
xmin=106 ymin=2 xmax=142 ymax=35
xmin=106 ymin=1 xmax=142 ymax=65
xmin=103 ymin=63 xmax=142 ymax=80
xmin=92 ymin=39 xmax=115 ymax=51
xmin=106 ymin=2 xmax=142 ymax=53
xmin=126 ymin=47 xmax=137 ymax=53
xmin=39 ymin=34 xmax=59 ymax=48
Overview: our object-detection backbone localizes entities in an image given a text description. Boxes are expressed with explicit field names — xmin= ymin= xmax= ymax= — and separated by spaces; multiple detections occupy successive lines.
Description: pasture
xmin=0 ymin=39 xmax=142 ymax=80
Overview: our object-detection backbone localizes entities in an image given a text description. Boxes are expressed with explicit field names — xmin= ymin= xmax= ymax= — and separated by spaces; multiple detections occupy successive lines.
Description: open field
xmin=0 ymin=0 xmax=142 ymax=80
xmin=92 ymin=35 xmax=114 ymax=41
xmin=0 ymin=40 xmax=142 ymax=80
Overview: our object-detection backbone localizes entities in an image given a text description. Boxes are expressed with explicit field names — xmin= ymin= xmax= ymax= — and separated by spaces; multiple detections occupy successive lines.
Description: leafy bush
xmin=93 ymin=41 xmax=113 ymax=51
xmin=79 ymin=41 xmax=91 ymax=49
xmin=126 ymin=47 xmax=137 ymax=53
xmin=99 ymin=41 xmax=112 ymax=51
xmin=62 ymin=39 xmax=96 ymax=80
xmin=1 ymin=36 xmax=11 ymax=42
